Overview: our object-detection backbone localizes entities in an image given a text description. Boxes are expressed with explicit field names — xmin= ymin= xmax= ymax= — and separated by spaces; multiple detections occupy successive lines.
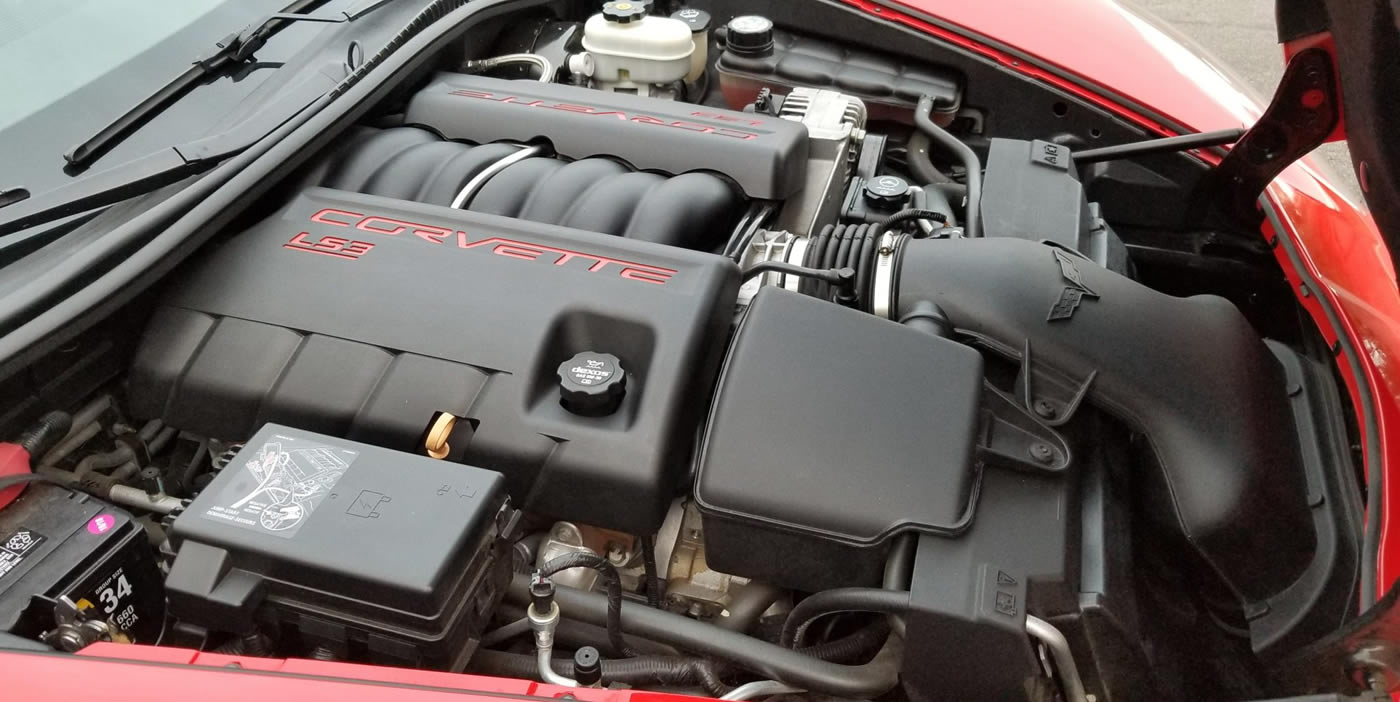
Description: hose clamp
xmin=872 ymin=231 xmax=898 ymax=319
xmin=784 ymin=236 xmax=809 ymax=292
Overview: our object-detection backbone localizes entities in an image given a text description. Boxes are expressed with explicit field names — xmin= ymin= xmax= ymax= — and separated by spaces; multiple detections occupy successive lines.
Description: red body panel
xmin=0 ymin=644 xmax=697 ymax=701
xmin=0 ymin=443 xmax=31 ymax=510
xmin=6 ymin=0 xmax=1400 ymax=697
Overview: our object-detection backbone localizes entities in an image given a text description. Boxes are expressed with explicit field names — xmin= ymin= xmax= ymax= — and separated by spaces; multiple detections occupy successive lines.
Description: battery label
xmin=0 ymin=527 xmax=47 ymax=580
xmin=201 ymin=433 xmax=358 ymax=539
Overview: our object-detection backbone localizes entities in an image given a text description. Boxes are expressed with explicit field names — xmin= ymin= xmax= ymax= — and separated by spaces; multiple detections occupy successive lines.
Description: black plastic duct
xmin=891 ymin=237 xmax=1314 ymax=606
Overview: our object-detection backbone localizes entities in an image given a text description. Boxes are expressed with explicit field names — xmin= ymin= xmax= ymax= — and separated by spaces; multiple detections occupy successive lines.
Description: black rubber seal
xmin=1263 ymin=196 xmax=1383 ymax=606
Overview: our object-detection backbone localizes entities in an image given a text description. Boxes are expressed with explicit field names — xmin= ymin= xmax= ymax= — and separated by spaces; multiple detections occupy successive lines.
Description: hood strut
xmin=1200 ymin=47 xmax=1340 ymax=225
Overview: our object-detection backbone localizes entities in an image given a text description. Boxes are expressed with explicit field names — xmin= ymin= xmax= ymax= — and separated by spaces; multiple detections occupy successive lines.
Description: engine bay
xmin=0 ymin=1 xmax=1369 ymax=700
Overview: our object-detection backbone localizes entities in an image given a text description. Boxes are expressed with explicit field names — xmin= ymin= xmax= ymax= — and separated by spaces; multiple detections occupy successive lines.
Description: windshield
xmin=0 ymin=0 xmax=229 ymax=132
xmin=0 ymin=0 xmax=301 ymax=203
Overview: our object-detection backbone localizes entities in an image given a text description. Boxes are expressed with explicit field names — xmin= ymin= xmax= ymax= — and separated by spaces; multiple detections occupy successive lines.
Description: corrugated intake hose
xmin=506 ymin=574 xmax=902 ymax=698
xmin=801 ymin=223 xmax=878 ymax=307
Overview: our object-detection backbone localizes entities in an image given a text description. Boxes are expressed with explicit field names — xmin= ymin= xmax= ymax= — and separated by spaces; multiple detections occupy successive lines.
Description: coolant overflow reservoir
xmin=574 ymin=1 xmax=694 ymax=96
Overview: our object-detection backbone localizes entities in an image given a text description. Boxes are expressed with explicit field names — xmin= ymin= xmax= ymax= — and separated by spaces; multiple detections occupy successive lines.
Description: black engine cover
xmin=402 ymin=73 xmax=808 ymax=199
xmin=130 ymin=188 xmax=739 ymax=533
xmin=304 ymin=127 xmax=746 ymax=252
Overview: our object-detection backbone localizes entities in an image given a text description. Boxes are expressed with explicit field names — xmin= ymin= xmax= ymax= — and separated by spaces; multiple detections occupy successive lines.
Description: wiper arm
xmin=0 ymin=62 xmax=342 ymax=238
xmin=63 ymin=0 xmax=395 ymax=170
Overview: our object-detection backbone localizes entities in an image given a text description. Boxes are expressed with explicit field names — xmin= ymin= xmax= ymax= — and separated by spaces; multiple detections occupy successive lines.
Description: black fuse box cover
xmin=167 ymin=425 xmax=510 ymax=668
xmin=694 ymin=289 xmax=984 ymax=591
xmin=0 ymin=485 xmax=164 ymax=643
xmin=130 ymin=188 xmax=740 ymax=534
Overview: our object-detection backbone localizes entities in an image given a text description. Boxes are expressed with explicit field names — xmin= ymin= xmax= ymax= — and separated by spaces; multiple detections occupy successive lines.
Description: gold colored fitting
xmin=424 ymin=412 xmax=458 ymax=460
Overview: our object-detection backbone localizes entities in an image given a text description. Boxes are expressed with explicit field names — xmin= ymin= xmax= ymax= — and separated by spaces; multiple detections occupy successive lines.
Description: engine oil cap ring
xmin=557 ymin=352 xmax=627 ymax=416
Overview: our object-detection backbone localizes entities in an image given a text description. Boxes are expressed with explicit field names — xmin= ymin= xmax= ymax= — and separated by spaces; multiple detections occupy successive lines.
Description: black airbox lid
xmin=694 ymin=289 xmax=983 ymax=586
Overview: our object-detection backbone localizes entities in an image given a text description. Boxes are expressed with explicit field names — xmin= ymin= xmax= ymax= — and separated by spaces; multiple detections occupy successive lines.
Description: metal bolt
xmin=606 ymin=541 xmax=628 ymax=566
xmin=1029 ymin=443 xmax=1055 ymax=464
xmin=1032 ymin=400 xmax=1057 ymax=419
xmin=56 ymin=630 xmax=85 ymax=651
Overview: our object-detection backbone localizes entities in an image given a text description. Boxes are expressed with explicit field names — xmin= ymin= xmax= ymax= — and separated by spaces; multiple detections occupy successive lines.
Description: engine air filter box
xmin=694 ymin=289 xmax=983 ymax=591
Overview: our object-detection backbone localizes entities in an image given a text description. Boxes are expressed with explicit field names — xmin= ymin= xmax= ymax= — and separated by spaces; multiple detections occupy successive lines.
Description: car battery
xmin=166 ymin=424 xmax=514 ymax=670
xmin=0 ymin=483 xmax=165 ymax=645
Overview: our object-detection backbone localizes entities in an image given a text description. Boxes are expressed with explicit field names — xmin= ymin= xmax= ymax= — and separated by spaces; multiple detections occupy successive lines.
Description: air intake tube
xmin=870 ymin=235 xmax=1314 ymax=609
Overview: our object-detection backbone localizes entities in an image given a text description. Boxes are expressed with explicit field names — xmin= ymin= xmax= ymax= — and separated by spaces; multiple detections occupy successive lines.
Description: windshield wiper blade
xmin=1 ymin=63 xmax=341 ymax=238
xmin=63 ymin=0 xmax=394 ymax=170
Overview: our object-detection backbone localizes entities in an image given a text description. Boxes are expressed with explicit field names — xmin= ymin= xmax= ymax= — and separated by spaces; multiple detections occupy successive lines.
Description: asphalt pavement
xmin=1133 ymin=0 xmax=1362 ymax=201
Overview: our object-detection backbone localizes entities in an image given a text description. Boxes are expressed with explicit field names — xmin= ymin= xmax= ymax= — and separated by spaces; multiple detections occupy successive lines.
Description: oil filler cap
xmin=557 ymin=352 xmax=627 ymax=416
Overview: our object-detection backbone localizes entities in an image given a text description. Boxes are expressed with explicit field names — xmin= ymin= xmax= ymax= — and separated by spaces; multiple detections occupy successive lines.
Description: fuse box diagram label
xmin=202 ymin=434 xmax=358 ymax=539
